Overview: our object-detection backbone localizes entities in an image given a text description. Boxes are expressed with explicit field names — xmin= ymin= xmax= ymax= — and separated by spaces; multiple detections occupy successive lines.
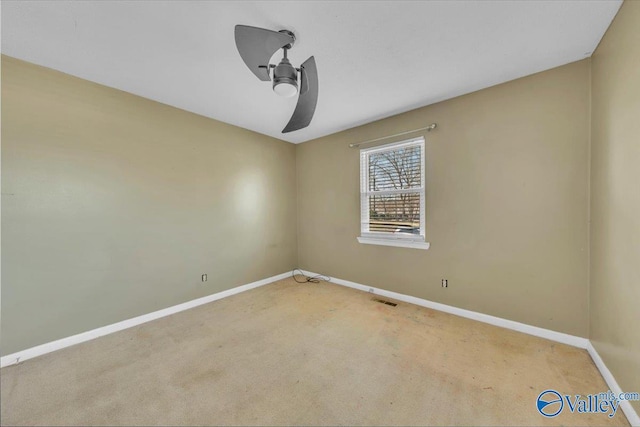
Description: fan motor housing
xmin=273 ymin=57 xmax=298 ymax=94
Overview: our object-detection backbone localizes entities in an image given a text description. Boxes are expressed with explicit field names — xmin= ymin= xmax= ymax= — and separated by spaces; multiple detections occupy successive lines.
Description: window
xmin=358 ymin=137 xmax=429 ymax=249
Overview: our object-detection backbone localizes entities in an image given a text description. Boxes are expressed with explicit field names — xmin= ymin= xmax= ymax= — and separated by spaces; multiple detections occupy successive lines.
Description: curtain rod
xmin=348 ymin=123 xmax=437 ymax=148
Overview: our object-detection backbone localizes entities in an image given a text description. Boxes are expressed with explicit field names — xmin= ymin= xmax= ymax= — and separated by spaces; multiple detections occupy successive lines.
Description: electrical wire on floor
xmin=292 ymin=268 xmax=331 ymax=284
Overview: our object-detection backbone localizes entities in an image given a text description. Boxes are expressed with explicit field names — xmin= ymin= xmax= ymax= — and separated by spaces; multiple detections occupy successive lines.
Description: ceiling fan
xmin=234 ymin=25 xmax=318 ymax=133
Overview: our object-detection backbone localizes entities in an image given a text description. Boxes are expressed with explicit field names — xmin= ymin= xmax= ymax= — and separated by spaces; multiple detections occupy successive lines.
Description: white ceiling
xmin=1 ymin=1 xmax=621 ymax=144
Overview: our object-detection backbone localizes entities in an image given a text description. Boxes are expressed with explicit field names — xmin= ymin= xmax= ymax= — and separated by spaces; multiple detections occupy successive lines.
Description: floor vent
xmin=372 ymin=298 xmax=397 ymax=307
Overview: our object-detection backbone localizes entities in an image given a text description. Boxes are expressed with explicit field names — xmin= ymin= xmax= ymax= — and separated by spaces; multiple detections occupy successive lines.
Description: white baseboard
xmin=301 ymin=270 xmax=589 ymax=348
xmin=0 ymin=271 xmax=292 ymax=368
xmin=302 ymin=270 xmax=639 ymax=425
xmin=587 ymin=342 xmax=640 ymax=426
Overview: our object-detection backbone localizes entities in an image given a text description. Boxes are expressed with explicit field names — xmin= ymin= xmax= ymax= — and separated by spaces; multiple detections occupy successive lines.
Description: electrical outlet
xmin=202 ymin=274 xmax=207 ymax=282
xmin=441 ymin=279 xmax=448 ymax=288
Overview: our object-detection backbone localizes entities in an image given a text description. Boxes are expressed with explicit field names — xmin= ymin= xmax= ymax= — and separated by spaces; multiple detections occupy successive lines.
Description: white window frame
xmin=357 ymin=137 xmax=430 ymax=250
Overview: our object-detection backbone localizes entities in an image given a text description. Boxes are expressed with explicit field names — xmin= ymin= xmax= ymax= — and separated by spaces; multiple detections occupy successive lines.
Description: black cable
xmin=291 ymin=268 xmax=331 ymax=284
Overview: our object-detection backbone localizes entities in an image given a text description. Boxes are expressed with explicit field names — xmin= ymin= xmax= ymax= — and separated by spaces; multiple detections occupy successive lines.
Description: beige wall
xmin=297 ymin=60 xmax=591 ymax=337
xmin=590 ymin=0 xmax=640 ymax=413
xmin=1 ymin=56 xmax=297 ymax=355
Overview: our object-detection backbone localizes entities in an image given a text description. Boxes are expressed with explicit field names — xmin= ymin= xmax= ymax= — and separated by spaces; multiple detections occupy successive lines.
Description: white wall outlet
xmin=202 ymin=274 xmax=207 ymax=282
xmin=441 ymin=279 xmax=448 ymax=288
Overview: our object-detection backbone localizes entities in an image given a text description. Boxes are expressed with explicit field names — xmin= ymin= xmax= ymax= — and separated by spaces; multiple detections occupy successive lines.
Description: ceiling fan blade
xmin=283 ymin=56 xmax=318 ymax=133
xmin=234 ymin=25 xmax=294 ymax=81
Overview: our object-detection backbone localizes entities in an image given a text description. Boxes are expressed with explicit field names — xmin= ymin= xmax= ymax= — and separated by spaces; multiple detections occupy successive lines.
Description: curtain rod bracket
xmin=349 ymin=123 xmax=437 ymax=148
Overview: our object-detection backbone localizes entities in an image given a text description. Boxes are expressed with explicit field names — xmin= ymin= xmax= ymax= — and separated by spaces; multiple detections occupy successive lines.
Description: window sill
xmin=357 ymin=237 xmax=430 ymax=250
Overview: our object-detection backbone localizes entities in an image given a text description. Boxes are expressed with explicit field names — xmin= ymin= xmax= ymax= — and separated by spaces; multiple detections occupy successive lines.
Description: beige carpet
xmin=0 ymin=277 xmax=629 ymax=426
